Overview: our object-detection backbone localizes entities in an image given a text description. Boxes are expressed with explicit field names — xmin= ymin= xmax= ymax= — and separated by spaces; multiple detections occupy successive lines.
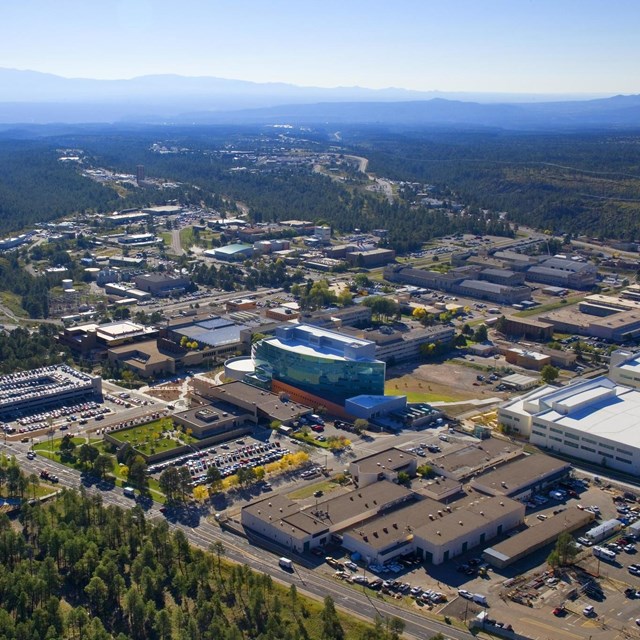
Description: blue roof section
xmin=216 ymin=243 xmax=253 ymax=255
xmin=196 ymin=317 xmax=234 ymax=330
xmin=347 ymin=395 xmax=406 ymax=409
xmin=175 ymin=323 xmax=248 ymax=347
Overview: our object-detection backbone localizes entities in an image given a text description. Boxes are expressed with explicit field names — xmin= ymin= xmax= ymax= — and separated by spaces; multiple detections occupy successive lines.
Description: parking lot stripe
xmin=520 ymin=617 xmax=584 ymax=640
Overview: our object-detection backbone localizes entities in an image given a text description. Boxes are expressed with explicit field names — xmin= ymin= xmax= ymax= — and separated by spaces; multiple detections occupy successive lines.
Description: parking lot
xmin=147 ymin=438 xmax=291 ymax=486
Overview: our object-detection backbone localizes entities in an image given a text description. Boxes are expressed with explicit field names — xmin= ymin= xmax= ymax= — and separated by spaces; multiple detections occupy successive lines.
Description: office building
xmin=251 ymin=323 xmax=385 ymax=408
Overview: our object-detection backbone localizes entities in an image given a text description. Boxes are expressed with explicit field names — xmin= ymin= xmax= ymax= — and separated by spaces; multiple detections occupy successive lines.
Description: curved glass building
xmin=252 ymin=324 xmax=385 ymax=405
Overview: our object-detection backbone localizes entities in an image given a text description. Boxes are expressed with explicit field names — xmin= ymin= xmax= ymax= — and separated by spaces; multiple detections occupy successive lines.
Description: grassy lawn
xmin=179 ymin=227 xmax=195 ymax=250
xmin=384 ymin=382 xmax=458 ymax=403
xmin=0 ymin=291 xmax=27 ymax=317
xmin=109 ymin=419 xmax=186 ymax=456
xmin=160 ymin=232 xmax=172 ymax=246
xmin=292 ymin=432 xmax=331 ymax=449
xmin=287 ymin=479 xmax=340 ymax=500
xmin=34 ymin=436 xmax=167 ymax=503
xmin=514 ymin=294 xmax=585 ymax=317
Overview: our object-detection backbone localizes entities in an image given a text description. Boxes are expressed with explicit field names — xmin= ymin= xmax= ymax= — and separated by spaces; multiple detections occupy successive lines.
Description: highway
xmin=6 ymin=440 xmax=473 ymax=640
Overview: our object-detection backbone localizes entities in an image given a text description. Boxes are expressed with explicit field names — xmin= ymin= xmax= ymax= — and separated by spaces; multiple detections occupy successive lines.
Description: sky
xmin=1 ymin=0 xmax=638 ymax=95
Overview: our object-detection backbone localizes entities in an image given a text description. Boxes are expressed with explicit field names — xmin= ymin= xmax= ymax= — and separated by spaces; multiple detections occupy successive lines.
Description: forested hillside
xmin=352 ymin=129 xmax=640 ymax=240
xmin=0 ymin=482 xmax=406 ymax=640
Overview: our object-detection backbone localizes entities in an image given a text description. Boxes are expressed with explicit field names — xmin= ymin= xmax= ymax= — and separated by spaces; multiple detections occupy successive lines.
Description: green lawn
xmin=109 ymin=419 xmax=186 ymax=456
xmin=287 ymin=479 xmax=340 ymax=500
xmin=383 ymin=382 xmax=457 ymax=403
xmin=34 ymin=437 xmax=166 ymax=503
xmin=513 ymin=294 xmax=585 ymax=317
xmin=179 ymin=227 xmax=195 ymax=250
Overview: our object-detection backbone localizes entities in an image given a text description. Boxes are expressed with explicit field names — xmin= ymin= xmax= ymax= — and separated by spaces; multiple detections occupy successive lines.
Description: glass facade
xmin=253 ymin=338 xmax=385 ymax=404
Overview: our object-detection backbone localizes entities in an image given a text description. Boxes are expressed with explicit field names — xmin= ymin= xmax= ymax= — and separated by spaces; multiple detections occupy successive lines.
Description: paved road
xmin=6 ymin=441 xmax=474 ymax=640
xmin=170 ymin=229 xmax=184 ymax=256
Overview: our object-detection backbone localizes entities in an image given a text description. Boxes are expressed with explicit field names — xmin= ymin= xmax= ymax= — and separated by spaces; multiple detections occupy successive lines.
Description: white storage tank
xmin=61 ymin=279 xmax=73 ymax=290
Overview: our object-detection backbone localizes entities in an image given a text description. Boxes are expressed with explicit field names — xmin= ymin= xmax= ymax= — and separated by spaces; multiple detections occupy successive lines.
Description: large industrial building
xmin=524 ymin=257 xmax=597 ymax=290
xmin=498 ymin=352 xmax=640 ymax=475
xmin=384 ymin=264 xmax=532 ymax=304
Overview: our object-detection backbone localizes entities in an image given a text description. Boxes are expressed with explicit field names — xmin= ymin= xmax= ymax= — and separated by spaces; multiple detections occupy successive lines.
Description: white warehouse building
xmin=499 ymin=374 xmax=640 ymax=475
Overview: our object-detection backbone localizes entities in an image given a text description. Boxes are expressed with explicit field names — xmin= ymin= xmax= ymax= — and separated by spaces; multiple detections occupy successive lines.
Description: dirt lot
xmin=145 ymin=384 xmax=182 ymax=402
xmin=386 ymin=360 xmax=510 ymax=404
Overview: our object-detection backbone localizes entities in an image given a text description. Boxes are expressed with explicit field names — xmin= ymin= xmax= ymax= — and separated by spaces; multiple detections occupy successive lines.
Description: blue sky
xmin=1 ymin=0 xmax=638 ymax=94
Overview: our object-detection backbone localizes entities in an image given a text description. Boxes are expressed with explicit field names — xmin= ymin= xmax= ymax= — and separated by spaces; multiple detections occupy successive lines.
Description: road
xmin=170 ymin=229 xmax=184 ymax=256
xmin=6 ymin=440 xmax=474 ymax=640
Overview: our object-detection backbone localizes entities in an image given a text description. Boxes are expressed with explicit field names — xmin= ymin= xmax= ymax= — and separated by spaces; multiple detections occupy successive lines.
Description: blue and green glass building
xmin=251 ymin=324 xmax=385 ymax=406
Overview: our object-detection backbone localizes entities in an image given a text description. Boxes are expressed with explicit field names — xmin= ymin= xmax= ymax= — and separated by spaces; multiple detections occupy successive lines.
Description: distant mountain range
xmin=0 ymin=68 xmax=639 ymax=130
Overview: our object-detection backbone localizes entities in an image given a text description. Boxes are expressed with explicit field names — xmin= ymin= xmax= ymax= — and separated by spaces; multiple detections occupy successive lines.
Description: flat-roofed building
xmin=498 ymin=372 xmax=640 ymax=475
xmin=525 ymin=257 xmax=597 ymax=289
xmin=241 ymin=481 xmax=413 ymax=553
xmin=426 ymin=440 xmax=524 ymax=482
xmin=483 ymin=508 xmax=595 ymax=569
xmin=470 ymin=454 xmax=571 ymax=500
xmin=343 ymin=495 xmax=525 ymax=565
xmin=413 ymin=496 xmax=525 ymax=565
xmin=345 ymin=248 xmax=396 ymax=268
xmin=173 ymin=401 xmax=253 ymax=440
xmin=191 ymin=380 xmax=311 ymax=426
xmin=505 ymin=347 xmax=551 ymax=371
xmin=502 ymin=316 xmax=554 ymax=341
xmin=610 ymin=349 xmax=640 ymax=389
xmin=134 ymin=273 xmax=192 ymax=297
xmin=349 ymin=447 xmax=418 ymax=487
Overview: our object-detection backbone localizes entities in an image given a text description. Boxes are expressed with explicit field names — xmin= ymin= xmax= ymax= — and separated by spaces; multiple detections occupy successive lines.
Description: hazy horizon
xmin=1 ymin=0 xmax=639 ymax=95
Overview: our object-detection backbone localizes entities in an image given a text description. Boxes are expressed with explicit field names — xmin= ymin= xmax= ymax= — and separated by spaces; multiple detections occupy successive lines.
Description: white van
xmin=279 ymin=557 xmax=293 ymax=571
xmin=123 ymin=486 xmax=136 ymax=498
xmin=472 ymin=593 xmax=488 ymax=606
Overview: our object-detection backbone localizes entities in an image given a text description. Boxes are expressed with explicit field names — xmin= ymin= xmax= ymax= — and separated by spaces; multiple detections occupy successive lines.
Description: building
xmin=251 ymin=323 xmax=385 ymax=409
xmin=116 ymin=233 xmax=160 ymax=246
xmin=349 ymin=448 xmax=418 ymax=488
xmin=425 ymin=440 xmax=524 ymax=482
xmin=241 ymin=481 xmax=414 ymax=553
xmin=498 ymin=373 xmax=640 ymax=475
xmin=314 ymin=226 xmax=332 ymax=244
xmin=104 ymin=283 xmax=152 ymax=301
xmin=340 ymin=324 xmax=455 ymax=366
xmin=539 ymin=307 xmax=640 ymax=343
xmin=610 ymin=349 xmax=640 ymax=389
xmin=470 ymin=454 xmax=571 ymax=500
xmin=344 ymin=395 xmax=408 ymax=421
xmin=59 ymin=321 xmax=158 ymax=358
xmin=343 ymin=495 xmax=525 ymax=566
xmin=412 ymin=496 xmax=524 ymax=565
xmin=133 ymin=273 xmax=192 ymax=297
xmin=505 ymin=348 xmax=551 ymax=371
xmin=303 ymin=305 xmax=372 ymax=329
xmin=525 ymin=257 xmax=597 ymax=289
xmin=500 ymin=373 xmax=539 ymax=391
xmin=206 ymin=244 xmax=254 ymax=261
xmin=345 ymin=248 xmax=396 ymax=268
xmin=191 ymin=380 xmax=311 ymax=427
xmin=166 ymin=316 xmax=249 ymax=360
xmin=0 ymin=365 xmax=102 ymax=418
xmin=384 ymin=265 xmax=531 ymax=304
xmin=173 ymin=401 xmax=254 ymax=440
xmin=501 ymin=316 xmax=554 ymax=341
xmin=483 ymin=508 xmax=595 ymax=569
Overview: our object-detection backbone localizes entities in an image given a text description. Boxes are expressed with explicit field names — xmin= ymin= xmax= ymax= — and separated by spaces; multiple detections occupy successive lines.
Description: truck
xmin=593 ymin=546 xmax=616 ymax=562
xmin=123 ymin=486 xmax=136 ymax=498
xmin=279 ymin=557 xmax=293 ymax=571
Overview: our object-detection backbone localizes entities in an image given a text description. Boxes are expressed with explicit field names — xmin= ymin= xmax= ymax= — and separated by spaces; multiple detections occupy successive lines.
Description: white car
xmin=344 ymin=561 xmax=358 ymax=571
xmin=458 ymin=589 xmax=473 ymax=599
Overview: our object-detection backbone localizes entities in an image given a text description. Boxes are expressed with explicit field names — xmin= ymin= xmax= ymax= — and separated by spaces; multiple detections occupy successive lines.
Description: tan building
xmin=505 ymin=348 xmax=551 ymax=371
xmin=349 ymin=448 xmax=418 ymax=488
